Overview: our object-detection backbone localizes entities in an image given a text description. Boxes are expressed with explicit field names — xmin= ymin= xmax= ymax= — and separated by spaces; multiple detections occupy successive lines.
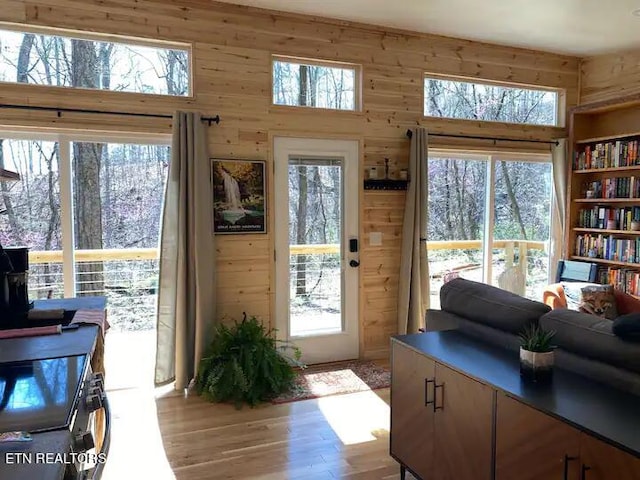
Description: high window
xmin=0 ymin=27 xmax=190 ymax=96
xmin=424 ymin=75 xmax=559 ymax=126
xmin=427 ymin=152 xmax=553 ymax=307
xmin=272 ymin=56 xmax=359 ymax=111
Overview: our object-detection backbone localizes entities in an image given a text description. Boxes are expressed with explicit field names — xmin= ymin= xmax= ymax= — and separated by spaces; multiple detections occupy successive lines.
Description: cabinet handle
xmin=434 ymin=382 xmax=444 ymax=411
xmin=581 ymin=464 xmax=591 ymax=480
xmin=563 ymin=455 xmax=577 ymax=480
xmin=424 ymin=378 xmax=435 ymax=407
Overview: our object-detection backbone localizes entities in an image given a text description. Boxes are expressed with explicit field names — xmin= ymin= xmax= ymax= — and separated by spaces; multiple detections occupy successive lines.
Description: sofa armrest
xmin=614 ymin=290 xmax=640 ymax=315
xmin=543 ymin=283 xmax=568 ymax=309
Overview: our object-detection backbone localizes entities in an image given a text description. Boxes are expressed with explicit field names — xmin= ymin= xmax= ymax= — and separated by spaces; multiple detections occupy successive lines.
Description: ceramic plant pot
xmin=520 ymin=347 xmax=554 ymax=383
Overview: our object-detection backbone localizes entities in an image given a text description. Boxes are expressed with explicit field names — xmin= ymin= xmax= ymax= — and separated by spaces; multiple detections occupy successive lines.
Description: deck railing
xmin=27 ymin=240 xmax=547 ymax=293
xmin=28 ymin=248 xmax=159 ymax=332
xmin=26 ymin=239 xmax=548 ymax=329
xmin=28 ymin=240 xmax=545 ymax=265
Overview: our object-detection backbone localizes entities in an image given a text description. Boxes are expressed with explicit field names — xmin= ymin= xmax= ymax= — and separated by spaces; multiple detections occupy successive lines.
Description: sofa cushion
xmin=613 ymin=313 xmax=640 ymax=341
xmin=439 ymin=278 xmax=550 ymax=335
xmin=540 ymin=309 xmax=640 ymax=374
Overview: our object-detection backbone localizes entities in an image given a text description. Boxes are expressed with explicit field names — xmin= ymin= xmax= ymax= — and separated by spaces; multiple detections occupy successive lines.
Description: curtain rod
xmin=0 ymin=103 xmax=221 ymax=126
xmin=406 ymin=129 xmax=558 ymax=146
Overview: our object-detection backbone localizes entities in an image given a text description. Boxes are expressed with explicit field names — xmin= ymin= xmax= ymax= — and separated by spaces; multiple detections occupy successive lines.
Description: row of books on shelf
xmin=575 ymin=234 xmax=640 ymax=263
xmin=574 ymin=139 xmax=640 ymax=170
xmin=583 ymin=177 xmax=640 ymax=199
xmin=597 ymin=267 xmax=640 ymax=297
xmin=577 ymin=206 xmax=640 ymax=230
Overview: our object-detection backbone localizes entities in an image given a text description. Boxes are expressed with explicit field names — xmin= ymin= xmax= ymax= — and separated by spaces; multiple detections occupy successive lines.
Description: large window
xmin=0 ymin=133 xmax=169 ymax=333
xmin=428 ymin=153 xmax=553 ymax=307
xmin=424 ymin=75 xmax=559 ymax=126
xmin=273 ymin=56 xmax=359 ymax=110
xmin=0 ymin=27 xmax=190 ymax=96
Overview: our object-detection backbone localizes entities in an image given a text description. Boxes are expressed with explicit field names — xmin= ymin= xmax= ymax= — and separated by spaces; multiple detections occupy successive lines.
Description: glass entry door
xmin=274 ymin=137 xmax=359 ymax=364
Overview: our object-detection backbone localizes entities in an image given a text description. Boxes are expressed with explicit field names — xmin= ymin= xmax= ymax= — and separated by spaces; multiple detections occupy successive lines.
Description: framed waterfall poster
xmin=211 ymin=158 xmax=266 ymax=234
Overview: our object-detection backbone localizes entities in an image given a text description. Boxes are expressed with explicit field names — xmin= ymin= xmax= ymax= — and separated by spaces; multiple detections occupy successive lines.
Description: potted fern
xmin=519 ymin=324 xmax=556 ymax=383
xmin=195 ymin=313 xmax=302 ymax=408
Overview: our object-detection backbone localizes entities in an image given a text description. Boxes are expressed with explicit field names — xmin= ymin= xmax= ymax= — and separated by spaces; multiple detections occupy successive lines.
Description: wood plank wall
xmin=580 ymin=50 xmax=640 ymax=104
xmin=0 ymin=0 xmax=579 ymax=359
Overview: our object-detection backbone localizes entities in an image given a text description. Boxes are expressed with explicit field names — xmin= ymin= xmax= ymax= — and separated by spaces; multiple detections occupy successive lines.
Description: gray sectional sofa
xmin=427 ymin=278 xmax=640 ymax=395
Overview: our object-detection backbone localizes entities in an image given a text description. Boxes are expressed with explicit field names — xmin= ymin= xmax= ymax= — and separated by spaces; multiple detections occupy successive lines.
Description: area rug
xmin=272 ymin=360 xmax=391 ymax=404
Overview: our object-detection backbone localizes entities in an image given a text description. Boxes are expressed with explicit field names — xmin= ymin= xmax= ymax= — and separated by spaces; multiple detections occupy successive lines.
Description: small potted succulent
xmin=518 ymin=324 xmax=556 ymax=383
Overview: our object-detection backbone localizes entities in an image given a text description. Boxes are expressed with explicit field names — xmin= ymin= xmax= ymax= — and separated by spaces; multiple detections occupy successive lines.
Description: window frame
xmin=0 ymin=22 xmax=194 ymax=98
xmin=0 ymin=128 xmax=171 ymax=297
xmin=423 ymin=73 xmax=564 ymax=128
xmin=271 ymin=55 xmax=362 ymax=112
xmin=427 ymin=148 xmax=555 ymax=290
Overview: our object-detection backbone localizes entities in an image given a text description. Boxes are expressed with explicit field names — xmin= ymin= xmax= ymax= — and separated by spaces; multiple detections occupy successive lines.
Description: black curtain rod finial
xmin=406 ymin=129 xmax=413 ymax=139
xmin=205 ymin=115 xmax=220 ymax=126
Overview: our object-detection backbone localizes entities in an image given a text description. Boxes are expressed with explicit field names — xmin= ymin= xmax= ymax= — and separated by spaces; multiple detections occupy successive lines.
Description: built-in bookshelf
xmin=567 ymin=95 xmax=640 ymax=296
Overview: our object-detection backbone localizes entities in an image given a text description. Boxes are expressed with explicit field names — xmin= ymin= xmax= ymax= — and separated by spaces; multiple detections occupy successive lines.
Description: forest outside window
xmin=424 ymin=75 xmax=559 ymax=126
xmin=0 ymin=27 xmax=190 ymax=96
xmin=427 ymin=152 xmax=553 ymax=308
xmin=0 ymin=133 xmax=169 ymax=330
xmin=272 ymin=56 xmax=359 ymax=111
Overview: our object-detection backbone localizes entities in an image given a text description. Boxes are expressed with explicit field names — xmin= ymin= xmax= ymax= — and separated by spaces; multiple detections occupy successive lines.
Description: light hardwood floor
xmin=102 ymin=333 xmax=414 ymax=479
xmin=102 ymin=387 xmax=416 ymax=480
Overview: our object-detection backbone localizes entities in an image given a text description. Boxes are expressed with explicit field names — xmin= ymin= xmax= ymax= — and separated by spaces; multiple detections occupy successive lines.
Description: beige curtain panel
xmin=155 ymin=111 xmax=216 ymax=389
xmin=397 ymin=128 xmax=430 ymax=334
xmin=550 ymin=139 xmax=567 ymax=282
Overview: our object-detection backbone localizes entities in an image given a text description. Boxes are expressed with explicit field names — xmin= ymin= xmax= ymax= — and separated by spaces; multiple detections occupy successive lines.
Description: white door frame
xmin=273 ymin=136 xmax=359 ymax=364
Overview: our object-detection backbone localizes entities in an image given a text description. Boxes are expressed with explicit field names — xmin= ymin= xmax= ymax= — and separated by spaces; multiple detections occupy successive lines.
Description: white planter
xmin=520 ymin=347 xmax=554 ymax=383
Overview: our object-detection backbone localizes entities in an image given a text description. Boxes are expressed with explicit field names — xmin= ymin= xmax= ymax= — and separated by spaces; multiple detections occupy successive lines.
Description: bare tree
xmin=0 ymin=141 xmax=21 ymax=238
xmin=16 ymin=33 xmax=35 ymax=83
xmin=72 ymin=39 xmax=105 ymax=295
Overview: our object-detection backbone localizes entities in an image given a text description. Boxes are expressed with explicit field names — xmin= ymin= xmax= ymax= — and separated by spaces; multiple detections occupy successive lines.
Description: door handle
xmin=424 ymin=378 xmax=435 ymax=407
xmin=434 ymin=382 xmax=444 ymax=412
xmin=563 ymin=455 xmax=577 ymax=480
xmin=581 ymin=464 xmax=591 ymax=480
xmin=349 ymin=260 xmax=360 ymax=267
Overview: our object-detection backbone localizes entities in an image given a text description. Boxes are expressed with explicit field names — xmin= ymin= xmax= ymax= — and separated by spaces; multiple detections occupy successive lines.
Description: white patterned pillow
xmin=561 ymin=282 xmax=596 ymax=311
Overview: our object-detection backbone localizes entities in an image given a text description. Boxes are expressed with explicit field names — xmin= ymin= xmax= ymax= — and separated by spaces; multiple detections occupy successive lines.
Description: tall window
xmin=424 ymin=75 xmax=559 ymax=126
xmin=0 ymin=133 xmax=169 ymax=333
xmin=0 ymin=27 xmax=190 ymax=96
xmin=272 ymin=56 xmax=359 ymax=110
xmin=428 ymin=153 xmax=553 ymax=307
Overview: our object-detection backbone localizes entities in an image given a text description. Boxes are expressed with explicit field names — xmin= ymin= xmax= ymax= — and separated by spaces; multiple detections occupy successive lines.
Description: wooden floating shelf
xmin=573 ymin=165 xmax=640 ymax=174
xmin=573 ymin=198 xmax=640 ymax=203
xmin=363 ymin=179 xmax=408 ymax=191
xmin=0 ymin=168 xmax=20 ymax=181
xmin=575 ymin=132 xmax=640 ymax=144
xmin=573 ymin=228 xmax=640 ymax=235
xmin=571 ymin=256 xmax=640 ymax=268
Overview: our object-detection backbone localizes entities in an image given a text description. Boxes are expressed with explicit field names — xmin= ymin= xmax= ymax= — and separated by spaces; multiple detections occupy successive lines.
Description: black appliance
xmin=0 ymin=245 xmax=31 ymax=317
xmin=0 ymin=354 xmax=110 ymax=479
